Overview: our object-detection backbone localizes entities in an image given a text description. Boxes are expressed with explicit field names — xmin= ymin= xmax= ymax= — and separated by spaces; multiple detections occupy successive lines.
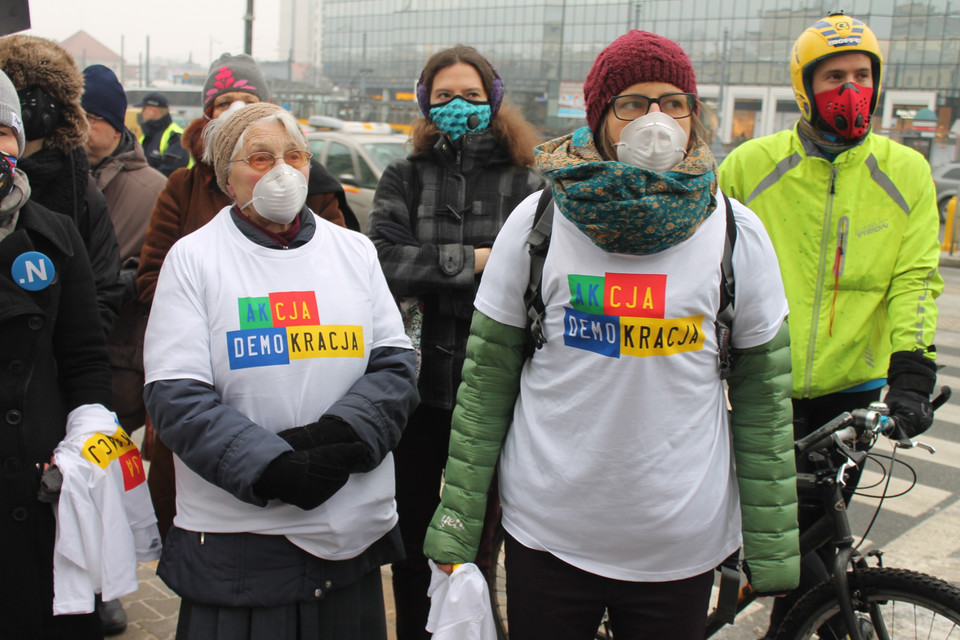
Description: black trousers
xmin=504 ymin=533 xmax=715 ymax=640
xmin=764 ymin=388 xmax=882 ymax=638
xmin=391 ymin=404 xmax=452 ymax=640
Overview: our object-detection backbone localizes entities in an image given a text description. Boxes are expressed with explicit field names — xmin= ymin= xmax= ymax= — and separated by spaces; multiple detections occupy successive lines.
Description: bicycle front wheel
xmin=775 ymin=567 xmax=960 ymax=640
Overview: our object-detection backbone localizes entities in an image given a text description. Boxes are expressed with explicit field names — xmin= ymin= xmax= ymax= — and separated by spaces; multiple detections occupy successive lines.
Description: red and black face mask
xmin=814 ymin=82 xmax=874 ymax=140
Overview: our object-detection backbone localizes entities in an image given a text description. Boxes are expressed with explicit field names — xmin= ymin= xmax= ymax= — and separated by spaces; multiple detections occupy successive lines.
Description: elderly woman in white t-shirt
xmin=143 ymin=102 xmax=418 ymax=640
xmin=423 ymin=31 xmax=799 ymax=639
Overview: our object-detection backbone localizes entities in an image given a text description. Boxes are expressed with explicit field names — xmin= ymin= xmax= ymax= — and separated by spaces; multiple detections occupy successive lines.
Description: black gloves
xmin=253 ymin=441 xmax=368 ymax=510
xmin=884 ymin=349 xmax=937 ymax=439
xmin=254 ymin=416 xmax=374 ymax=510
xmin=277 ymin=416 xmax=359 ymax=450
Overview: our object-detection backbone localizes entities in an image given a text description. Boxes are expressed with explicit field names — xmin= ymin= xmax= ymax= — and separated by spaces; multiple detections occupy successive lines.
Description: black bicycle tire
xmin=774 ymin=567 xmax=960 ymax=640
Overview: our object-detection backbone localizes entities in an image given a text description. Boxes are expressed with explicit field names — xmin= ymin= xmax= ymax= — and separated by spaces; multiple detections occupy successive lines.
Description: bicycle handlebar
xmin=794 ymin=386 xmax=952 ymax=457
xmin=794 ymin=409 xmax=879 ymax=456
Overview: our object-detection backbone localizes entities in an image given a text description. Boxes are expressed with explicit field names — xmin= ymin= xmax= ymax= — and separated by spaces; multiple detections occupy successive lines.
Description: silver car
xmin=306 ymin=131 xmax=410 ymax=232
xmin=933 ymin=161 xmax=960 ymax=223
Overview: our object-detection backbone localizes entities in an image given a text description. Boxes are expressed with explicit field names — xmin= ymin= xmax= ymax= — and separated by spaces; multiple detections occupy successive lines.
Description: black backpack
xmin=523 ymin=189 xmax=738 ymax=378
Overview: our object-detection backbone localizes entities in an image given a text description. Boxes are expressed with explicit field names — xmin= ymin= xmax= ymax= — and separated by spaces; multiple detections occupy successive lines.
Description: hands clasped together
xmin=254 ymin=417 xmax=372 ymax=510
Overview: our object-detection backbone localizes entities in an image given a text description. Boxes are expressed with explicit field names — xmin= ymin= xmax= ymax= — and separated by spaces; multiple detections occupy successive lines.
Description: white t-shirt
xmin=52 ymin=404 xmax=161 ymax=614
xmin=144 ymin=208 xmax=411 ymax=560
xmin=476 ymin=191 xmax=788 ymax=581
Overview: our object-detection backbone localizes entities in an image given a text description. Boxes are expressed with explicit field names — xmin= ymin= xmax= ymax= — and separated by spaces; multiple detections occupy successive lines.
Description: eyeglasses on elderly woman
xmin=232 ymin=149 xmax=313 ymax=172
xmin=609 ymin=92 xmax=696 ymax=121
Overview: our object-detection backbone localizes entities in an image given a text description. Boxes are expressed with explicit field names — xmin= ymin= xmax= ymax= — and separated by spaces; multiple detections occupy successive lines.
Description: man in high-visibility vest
xmin=135 ymin=91 xmax=191 ymax=176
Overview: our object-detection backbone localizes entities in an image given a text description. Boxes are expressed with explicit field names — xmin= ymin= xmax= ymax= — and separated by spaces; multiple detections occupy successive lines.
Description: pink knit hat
xmin=583 ymin=30 xmax=698 ymax=132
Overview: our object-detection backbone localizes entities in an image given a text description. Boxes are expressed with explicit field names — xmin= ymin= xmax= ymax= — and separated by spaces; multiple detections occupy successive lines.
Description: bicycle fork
xmin=825 ymin=485 xmax=887 ymax=640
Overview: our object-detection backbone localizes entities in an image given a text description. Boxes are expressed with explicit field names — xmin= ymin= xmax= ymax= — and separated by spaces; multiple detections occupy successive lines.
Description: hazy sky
xmin=24 ymin=0 xmax=282 ymax=67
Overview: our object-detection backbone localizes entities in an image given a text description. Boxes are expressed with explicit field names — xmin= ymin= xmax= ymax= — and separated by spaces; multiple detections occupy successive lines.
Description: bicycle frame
xmin=801 ymin=462 xmax=874 ymax=640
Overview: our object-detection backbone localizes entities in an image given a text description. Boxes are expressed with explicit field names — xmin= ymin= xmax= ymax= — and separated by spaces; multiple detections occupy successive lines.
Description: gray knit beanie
xmin=212 ymin=102 xmax=285 ymax=193
xmin=203 ymin=53 xmax=270 ymax=110
xmin=0 ymin=68 xmax=24 ymax=155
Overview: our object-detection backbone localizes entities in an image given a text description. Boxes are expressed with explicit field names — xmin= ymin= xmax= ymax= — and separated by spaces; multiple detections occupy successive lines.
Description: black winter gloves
xmin=253 ymin=442 xmax=368 ymax=510
xmin=277 ymin=416 xmax=359 ymax=450
xmin=253 ymin=416 xmax=373 ymax=510
xmin=884 ymin=349 xmax=937 ymax=439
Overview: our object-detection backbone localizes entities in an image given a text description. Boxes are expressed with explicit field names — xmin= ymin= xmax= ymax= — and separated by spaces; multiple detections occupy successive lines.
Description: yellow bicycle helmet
xmin=790 ymin=12 xmax=883 ymax=125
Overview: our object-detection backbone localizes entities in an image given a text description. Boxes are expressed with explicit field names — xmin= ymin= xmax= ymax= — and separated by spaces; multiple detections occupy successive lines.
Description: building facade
xmin=290 ymin=0 xmax=960 ymax=149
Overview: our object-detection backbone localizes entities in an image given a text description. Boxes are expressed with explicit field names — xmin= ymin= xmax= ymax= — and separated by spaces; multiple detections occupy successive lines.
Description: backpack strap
xmin=717 ymin=192 xmax=737 ymax=380
xmin=718 ymin=192 xmax=737 ymax=320
xmin=524 ymin=188 xmax=555 ymax=352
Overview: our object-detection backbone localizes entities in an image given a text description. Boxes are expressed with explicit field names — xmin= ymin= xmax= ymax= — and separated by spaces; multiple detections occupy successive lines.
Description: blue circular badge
xmin=12 ymin=251 xmax=55 ymax=291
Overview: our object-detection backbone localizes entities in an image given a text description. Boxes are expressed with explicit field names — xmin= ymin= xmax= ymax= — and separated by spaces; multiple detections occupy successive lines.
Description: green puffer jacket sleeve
xmin=423 ymin=310 xmax=527 ymax=564
xmin=727 ymin=321 xmax=799 ymax=593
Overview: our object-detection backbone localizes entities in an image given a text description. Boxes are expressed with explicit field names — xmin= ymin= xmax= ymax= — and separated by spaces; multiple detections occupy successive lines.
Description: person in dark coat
xmin=365 ymin=44 xmax=546 ymax=640
xmin=0 ymin=67 xmax=113 ymax=640
xmin=0 ymin=34 xmax=123 ymax=338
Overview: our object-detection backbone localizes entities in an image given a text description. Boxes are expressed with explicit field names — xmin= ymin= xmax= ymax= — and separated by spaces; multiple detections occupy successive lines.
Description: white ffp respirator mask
xmin=614 ymin=111 xmax=688 ymax=173
xmin=240 ymin=163 xmax=308 ymax=224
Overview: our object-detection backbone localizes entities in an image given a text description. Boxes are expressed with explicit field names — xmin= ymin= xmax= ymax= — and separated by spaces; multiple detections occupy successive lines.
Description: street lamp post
xmin=244 ymin=0 xmax=254 ymax=55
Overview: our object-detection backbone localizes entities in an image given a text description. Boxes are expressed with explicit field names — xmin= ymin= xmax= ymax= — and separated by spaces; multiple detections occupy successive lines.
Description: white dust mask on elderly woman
xmin=240 ymin=163 xmax=308 ymax=224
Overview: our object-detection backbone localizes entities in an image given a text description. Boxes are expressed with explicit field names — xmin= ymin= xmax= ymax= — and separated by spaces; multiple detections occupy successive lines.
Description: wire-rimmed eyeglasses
xmin=231 ymin=150 xmax=313 ymax=172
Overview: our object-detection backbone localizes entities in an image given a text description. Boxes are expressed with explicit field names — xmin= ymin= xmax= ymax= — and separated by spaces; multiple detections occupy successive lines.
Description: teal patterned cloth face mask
xmin=429 ymin=96 xmax=492 ymax=140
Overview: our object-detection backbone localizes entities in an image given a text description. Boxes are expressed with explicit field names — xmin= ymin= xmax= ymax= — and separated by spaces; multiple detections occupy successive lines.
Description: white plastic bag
xmin=426 ymin=560 xmax=497 ymax=640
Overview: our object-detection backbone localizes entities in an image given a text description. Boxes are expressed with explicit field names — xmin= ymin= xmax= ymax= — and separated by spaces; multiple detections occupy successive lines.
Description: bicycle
xmin=488 ymin=388 xmax=960 ymax=640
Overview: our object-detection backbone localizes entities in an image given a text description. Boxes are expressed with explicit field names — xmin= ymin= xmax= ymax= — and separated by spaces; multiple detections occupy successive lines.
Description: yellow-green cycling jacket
xmin=718 ymin=124 xmax=942 ymax=399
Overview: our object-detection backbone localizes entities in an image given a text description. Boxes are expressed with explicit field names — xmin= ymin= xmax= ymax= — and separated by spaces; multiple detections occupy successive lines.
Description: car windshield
xmin=361 ymin=141 xmax=408 ymax=172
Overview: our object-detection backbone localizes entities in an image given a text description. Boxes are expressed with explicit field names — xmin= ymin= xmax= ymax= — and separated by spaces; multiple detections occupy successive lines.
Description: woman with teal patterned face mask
xmin=424 ymin=54 xmax=496 ymax=140
xmin=426 ymin=63 xmax=493 ymax=140
xmin=366 ymin=45 xmax=546 ymax=640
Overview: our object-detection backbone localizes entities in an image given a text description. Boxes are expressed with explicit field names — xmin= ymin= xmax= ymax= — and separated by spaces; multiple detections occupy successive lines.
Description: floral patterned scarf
xmin=534 ymin=126 xmax=717 ymax=255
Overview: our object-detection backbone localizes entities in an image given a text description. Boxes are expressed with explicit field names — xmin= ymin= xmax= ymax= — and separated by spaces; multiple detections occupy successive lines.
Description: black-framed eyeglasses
xmin=609 ymin=92 xmax=696 ymax=121
xmin=231 ymin=150 xmax=313 ymax=172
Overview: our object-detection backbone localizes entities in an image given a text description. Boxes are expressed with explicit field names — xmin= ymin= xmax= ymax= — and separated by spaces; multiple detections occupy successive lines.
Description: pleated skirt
xmin=174 ymin=567 xmax=387 ymax=640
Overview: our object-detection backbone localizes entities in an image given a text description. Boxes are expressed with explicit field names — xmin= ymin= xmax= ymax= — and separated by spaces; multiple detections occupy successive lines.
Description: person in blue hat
xmin=135 ymin=90 xmax=190 ymax=176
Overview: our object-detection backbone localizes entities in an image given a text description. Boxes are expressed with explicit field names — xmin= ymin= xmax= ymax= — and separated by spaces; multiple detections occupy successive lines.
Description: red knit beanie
xmin=583 ymin=30 xmax=698 ymax=133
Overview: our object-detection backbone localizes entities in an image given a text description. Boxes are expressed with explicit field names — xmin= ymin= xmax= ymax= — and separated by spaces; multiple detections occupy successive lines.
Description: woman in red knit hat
xmin=423 ymin=31 xmax=800 ymax=638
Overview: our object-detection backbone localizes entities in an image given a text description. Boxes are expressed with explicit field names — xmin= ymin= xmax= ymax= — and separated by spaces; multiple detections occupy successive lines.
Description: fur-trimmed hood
xmin=0 ymin=35 xmax=88 ymax=153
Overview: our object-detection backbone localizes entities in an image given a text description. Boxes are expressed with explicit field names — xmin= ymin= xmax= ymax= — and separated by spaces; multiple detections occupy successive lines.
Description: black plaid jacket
xmin=367 ymin=130 xmax=545 ymax=409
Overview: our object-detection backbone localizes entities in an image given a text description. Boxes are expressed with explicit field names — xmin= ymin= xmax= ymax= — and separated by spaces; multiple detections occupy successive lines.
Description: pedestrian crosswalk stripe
xmin=934 ymin=351 xmax=960 ymax=368
xmin=891 ymin=434 xmax=960 ymax=469
xmin=852 ymin=466 xmax=951 ymax=517
xmin=870 ymin=497 xmax=960 ymax=585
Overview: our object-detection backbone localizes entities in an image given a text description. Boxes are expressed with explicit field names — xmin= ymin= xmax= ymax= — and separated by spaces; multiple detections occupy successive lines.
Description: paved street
xmin=113 ymin=254 xmax=960 ymax=640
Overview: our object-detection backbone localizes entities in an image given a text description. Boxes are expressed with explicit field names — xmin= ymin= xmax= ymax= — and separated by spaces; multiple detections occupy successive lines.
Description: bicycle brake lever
xmin=894 ymin=438 xmax=937 ymax=454
xmin=834 ymin=433 xmax=866 ymax=466
xmin=884 ymin=416 xmax=938 ymax=454
xmin=836 ymin=456 xmax=859 ymax=488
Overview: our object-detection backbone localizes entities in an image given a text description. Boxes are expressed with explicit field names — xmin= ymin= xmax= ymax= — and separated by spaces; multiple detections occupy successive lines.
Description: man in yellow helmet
xmin=135 ymin=91 xmax=191 ymax=176
xmin=719 ymin=13 xmax=942 ymax=638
